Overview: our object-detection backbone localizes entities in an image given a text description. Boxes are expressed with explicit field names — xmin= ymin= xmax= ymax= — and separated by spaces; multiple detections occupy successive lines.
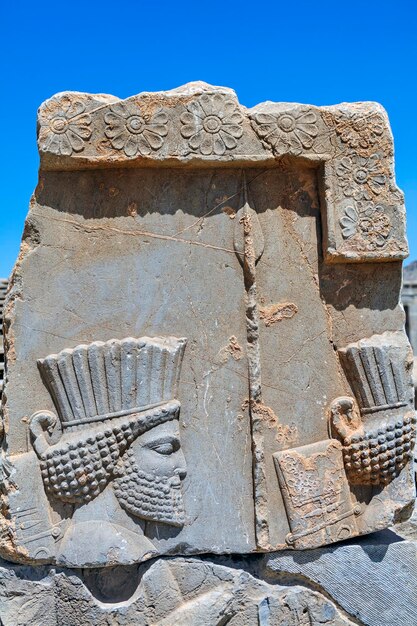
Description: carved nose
xmin=175 ymin=467 xmax=187 ymax=480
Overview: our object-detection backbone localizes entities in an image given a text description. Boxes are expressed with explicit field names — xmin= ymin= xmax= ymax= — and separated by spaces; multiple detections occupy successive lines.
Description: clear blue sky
xmin=1 ymin=0 xmax=416 ymax=277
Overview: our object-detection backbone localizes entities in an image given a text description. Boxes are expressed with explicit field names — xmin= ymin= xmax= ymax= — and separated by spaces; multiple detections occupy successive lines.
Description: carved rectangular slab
xmin=274 ymin=440 xmax=359 ymax=549
xmin=0 ymin=82 xmax=414 ymax=568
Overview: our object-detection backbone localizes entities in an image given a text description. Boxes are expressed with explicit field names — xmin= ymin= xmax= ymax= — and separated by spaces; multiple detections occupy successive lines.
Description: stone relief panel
xmin=5 ymin=337 xmax=188 ymax=566
xmin=0 ymin=84 xmax=414 ymax=569
xmin=270 ymin=330 xmax=416 ymax=550
xmin=1 ymin=167 xmax=257 ymax=567
xmin=331 ymin=331 xmax=416 ymax=486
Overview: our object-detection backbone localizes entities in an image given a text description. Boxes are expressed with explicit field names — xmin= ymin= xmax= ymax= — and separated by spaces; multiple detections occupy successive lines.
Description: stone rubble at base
xmin=0 ymin=531 xmax=416 ymax=626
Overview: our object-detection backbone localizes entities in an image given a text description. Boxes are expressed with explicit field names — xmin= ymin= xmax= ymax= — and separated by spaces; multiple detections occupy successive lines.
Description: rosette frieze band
xmin=37 ymin=83 xmax=407 ymax=263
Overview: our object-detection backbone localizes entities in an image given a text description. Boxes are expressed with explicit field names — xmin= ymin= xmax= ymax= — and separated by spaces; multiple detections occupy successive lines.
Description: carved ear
xmin=29 ymin=411 xmax=58 ymax=457
xmin=329 ymin=396 xmax=361 ymax=441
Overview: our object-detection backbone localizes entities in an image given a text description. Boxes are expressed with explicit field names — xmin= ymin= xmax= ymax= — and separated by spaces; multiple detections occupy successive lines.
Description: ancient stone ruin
xmin=0 ymin=82 xmax=415 ymax=625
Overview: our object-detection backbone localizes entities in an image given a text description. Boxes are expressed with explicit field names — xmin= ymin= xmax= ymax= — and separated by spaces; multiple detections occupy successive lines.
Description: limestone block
xmin=0 ymin=83 xmax=414 ymax=569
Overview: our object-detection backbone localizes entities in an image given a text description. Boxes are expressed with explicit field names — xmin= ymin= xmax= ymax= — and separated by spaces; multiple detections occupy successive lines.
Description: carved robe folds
xmin=0 ymin=82 xmax=414 ymax=569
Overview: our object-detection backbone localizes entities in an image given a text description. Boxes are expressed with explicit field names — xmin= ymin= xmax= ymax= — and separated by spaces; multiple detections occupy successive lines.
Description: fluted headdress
xmin=38 ymin=336 xmax=186 ymax=429
xmin=338 ymin=331 xmax=412 ymax=415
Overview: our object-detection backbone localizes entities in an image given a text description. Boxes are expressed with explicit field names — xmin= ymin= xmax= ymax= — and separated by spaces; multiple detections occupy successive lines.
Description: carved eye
xmin=152 ymin=442 xmax=175 ymax=455
xmin=146 ymin=436 xmax=181 ymax=455
xmin=148 ymin=438 xmax=180 ymax=455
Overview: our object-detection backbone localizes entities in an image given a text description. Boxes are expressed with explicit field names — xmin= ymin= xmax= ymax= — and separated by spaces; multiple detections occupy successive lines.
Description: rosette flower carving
xmin=105 ymin=102 xmax=168 ymax=157
xmin=336 ymin=154 xmax=386 ymax=200
xmin=340 ymin=204 xmax=391 ymax=250
xmin=359 ymin=211 xmax=391 ymax=249
xmin=335 ymin=114 xmax=384 ymax=150
xmin=252 ymin=109 xmax=318 ymax=154
xmin=38 ymin=96 xmax=92 ymax=156
xmin=180 ymin=93 xmax=243 ymax=155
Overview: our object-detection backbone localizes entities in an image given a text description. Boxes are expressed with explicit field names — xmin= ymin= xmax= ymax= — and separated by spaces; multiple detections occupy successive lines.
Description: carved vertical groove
xmin=73 ymin=346 xmax=97 ymax=417
xmin=373 ymin=345 xmax=395 ymax=405
xmin=105 ymin=340 xmax=122 ymax=413
xmin=57 ymin=350 xmax=86 ymax=420
xmin=87 ymin=342 xmax=109 ymax=415
xmin=121 ymin=337 xmax=137 ymax=410
xmin=40 ymin=355 xmax=73 ymax=421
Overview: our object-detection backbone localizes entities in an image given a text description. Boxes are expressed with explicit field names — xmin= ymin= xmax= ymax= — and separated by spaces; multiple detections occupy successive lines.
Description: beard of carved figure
xmin=113 ymin=448 xmax=186 ymax=527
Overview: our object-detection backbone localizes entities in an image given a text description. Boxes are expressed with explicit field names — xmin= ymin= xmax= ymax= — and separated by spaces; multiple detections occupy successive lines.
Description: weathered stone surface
xmin=0 ymin=279 xmax=7 ymax=402
xmin=0 ymin=533 xmax=415 ymax=625
xmin=403 ymin=261 xmax=417 ymax=397
xmin=403 ymin=261 xmax=417 ymax=353
xmin=263 ymin=531 xmax=417 ymax=626
xmin=395 ymin=505 xmax=417 ymax=541
xmin=0 ymin=553 xmax=361 ymax=625
xmin=0 ymin=83 xmax=414 ymax=569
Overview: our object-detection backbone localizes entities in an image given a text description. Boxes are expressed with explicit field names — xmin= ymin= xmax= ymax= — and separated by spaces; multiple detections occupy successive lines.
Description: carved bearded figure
xmin=29 ymin=336 xmax=187 ymax=566
xmin=113 ymin=425 xmax=186 ymax=527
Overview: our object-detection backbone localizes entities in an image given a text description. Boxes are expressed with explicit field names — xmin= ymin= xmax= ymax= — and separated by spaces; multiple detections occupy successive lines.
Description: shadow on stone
xmin=79 ymin=564 xmax=142 ymax=603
